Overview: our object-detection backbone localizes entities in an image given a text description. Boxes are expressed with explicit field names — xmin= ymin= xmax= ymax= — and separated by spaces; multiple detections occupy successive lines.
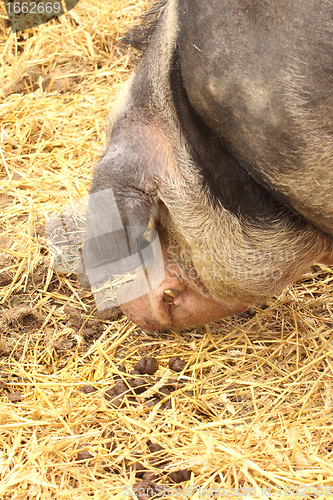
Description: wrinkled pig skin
xmin=87 ymin=0 xmax=333 ymax=330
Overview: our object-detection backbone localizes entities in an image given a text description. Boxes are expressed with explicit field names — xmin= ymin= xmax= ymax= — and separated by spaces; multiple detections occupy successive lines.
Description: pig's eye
xmin=142 ymin=226 xmax=155 ymax=243
xmin=163 ymin=289 xmax=180 ymax=304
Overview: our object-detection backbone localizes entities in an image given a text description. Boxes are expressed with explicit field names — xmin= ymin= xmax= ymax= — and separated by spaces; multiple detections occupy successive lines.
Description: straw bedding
xmin=0 ymin=1 xmax=333 ymax=498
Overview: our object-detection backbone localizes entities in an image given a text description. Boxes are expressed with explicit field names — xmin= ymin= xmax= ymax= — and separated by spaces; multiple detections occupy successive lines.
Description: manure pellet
xmin=133 ymin=480 xmax=158 ymax=500
xmin=104 ymin=388 xmax=126 ymax=407
xmin=134 ymin=356 xmax=158 ymax=375
xmin=168 ymin=356 xmax=186 ymax=372
xmin=168 ymin=469 xmax=192 ymax=483
xmin=145 ymin=397 xmax=160 ymax=408
xmin=147 ymin=442 xmax=164 ymax=453
xmin=130 ymin=377 xmax=150 ymax=394
xmin=76 ymin=449 xmax=93 ymax=461
xmin=125 ymin=456 xmax=148 ymax=477
xmin=114 ymin=380 xmax=129 ymax=395
xmin=79 ymin=385 xmax=97 ymax=394
xmin=142 ymin=472 xmax=158 ymax=482
xmin=158 ymin=386 xmax=171 ymax=396
xmin=8 ymin=391 xmax=22 ymax=402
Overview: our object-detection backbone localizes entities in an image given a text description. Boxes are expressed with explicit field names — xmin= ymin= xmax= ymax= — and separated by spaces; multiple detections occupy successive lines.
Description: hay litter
xmin=1 ymin=1 xmax=333 ymax=499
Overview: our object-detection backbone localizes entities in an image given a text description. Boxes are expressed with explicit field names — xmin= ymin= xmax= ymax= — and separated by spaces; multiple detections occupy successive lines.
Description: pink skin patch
xmin=120 ymin=257 xmax=248 ymax=330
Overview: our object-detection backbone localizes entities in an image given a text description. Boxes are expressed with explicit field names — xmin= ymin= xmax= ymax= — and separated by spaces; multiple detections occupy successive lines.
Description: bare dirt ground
xmin=1 ymin=1 xmax=333 ymax=499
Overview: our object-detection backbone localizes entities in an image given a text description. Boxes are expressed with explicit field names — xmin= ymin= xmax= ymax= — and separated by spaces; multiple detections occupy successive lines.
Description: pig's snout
xmin=120 ymin=271 xmax=248 ymax=331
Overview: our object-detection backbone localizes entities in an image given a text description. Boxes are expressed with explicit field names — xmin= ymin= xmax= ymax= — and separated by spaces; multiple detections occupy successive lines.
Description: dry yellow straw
xmin=1 ymin=1 xmax=333 ymax=498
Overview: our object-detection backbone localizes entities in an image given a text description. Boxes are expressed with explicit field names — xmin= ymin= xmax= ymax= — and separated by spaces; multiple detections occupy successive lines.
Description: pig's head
xmin=84 ymin=0 xmax=333 ymax=330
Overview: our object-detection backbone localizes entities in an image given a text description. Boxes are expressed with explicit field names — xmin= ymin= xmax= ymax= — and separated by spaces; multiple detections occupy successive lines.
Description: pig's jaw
xmin=120 ymin=273 xmax=248 ymax=331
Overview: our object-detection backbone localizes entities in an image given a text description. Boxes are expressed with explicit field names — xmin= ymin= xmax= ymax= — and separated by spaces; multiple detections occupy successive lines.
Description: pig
xmin=85 ymin=0 xmax=333 ymax=330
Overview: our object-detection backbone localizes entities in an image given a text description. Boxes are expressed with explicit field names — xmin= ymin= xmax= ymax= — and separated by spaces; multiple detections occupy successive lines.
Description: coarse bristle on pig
xmin=1 ymin=0 xmax=333 ymax=496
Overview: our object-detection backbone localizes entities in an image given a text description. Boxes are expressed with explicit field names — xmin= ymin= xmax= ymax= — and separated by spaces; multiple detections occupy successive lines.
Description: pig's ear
xmin=89 ymin=145 xmax=154 ymax=238
xmin=88 ymin=119 xmax=166 ymax=234
xmin=80 ymin=147 xmax=156 ymax=289
xmin=80 ymin=186 xmax=153 ymax=289
xmin=79 ymin=150 xmax=167 ymax=303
